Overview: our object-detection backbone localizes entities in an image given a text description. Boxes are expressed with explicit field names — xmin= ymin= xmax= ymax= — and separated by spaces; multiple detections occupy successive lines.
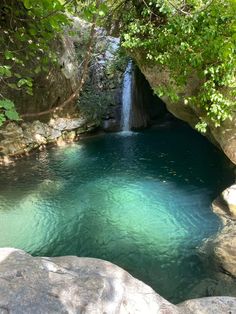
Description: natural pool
xmin=0 ymin=123 xmax=233 ymax=303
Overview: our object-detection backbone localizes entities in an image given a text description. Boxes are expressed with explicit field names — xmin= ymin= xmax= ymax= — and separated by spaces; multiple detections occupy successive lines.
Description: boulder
xmin=212 ymin=225 xmax=236 ymax=277
xmin=0 ymin=248 xmax=178 ymax=314
xmin=0 ymin=248 xmax=236 ymax=313
xmin=222 ymin=184 xmax=236 ymax=218
xmin=49 ymin=117 xmax=87 ymax=131
xmin=178 ymin=297 xmax=236 ymax=313
xmin=203 ymin=185 xmax=236 ymax=278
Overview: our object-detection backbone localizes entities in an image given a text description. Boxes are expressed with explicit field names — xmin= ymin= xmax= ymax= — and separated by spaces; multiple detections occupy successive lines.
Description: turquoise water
xmin=0 ymin=123 xmax=233 ymax=303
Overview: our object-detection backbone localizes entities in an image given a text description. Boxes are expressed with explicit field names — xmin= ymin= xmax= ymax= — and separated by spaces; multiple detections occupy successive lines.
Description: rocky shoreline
xmin=0 ymin=118 xmax=99 ymax=164
xmin=0 ymin=248 xmax=235 ymax=313
xmin=204 ymin=184 xmax=236 ymax=279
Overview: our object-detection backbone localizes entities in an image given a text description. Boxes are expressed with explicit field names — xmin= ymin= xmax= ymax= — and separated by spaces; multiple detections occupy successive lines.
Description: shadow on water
xmin=0 ymin=121 xmax=234 ymax=303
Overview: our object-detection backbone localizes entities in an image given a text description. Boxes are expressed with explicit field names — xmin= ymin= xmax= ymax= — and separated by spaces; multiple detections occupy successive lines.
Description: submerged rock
xmin=0 ymin=248 xmax=235 ymax=313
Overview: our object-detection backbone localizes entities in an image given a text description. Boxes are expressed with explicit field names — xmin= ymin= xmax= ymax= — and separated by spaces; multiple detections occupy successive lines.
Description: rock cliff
xmin=132 ymin=59 xmax=236 ymax=165
xmin=0 ymin=18 xmax=125 ymax=160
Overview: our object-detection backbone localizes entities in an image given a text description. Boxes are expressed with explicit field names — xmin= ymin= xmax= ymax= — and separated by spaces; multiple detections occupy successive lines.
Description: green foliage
xmin=0 ymin=0 xmax=73 ymax=125
xmin=0 ymin=99 xmax=20 ymax=126
xmin=76 ymin=35 xmax=125 ymax=124
xmin=1 ymin=0 xmax=235 ymax=134
xmin=78 ymin=87 xmax=114 ymax=122
xmin=118 ymin=0 xmax=236 ymax=132
xmin=78 ymin=1 xmax=109 ymax=23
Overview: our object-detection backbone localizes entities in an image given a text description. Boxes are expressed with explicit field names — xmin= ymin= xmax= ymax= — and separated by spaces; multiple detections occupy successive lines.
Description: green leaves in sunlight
xmin=119 ymin=0 xmax=236 ymax=132
xmin=0 ymin=0 xmax=73 ymax=124
xmin=0 ymin=99 xmax=20 ymax=126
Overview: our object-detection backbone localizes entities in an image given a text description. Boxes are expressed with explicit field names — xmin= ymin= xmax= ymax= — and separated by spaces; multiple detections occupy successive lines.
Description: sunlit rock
xmin=49 ymin=117 xmax=87 ymax=131
xmin=204 ymin=185 xmax=236 ymax=277
xmin=0 ymin=248 xmax=178 ymax=314
xmin=222 ymin=184 xmax=236 ymax=218
xmin=178 ymin=297 xmax=236 ymax=313
xmin=0 ymin=248 xmax=236 ymax=313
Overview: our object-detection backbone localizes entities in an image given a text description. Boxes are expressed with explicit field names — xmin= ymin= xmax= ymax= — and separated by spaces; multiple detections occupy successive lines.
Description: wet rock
xmin=103 ymin=118 xmax=120 ymax=132
xmin=61 ymin=130 xmax=77 ymax=142
xmin=186 ymin=275 xmax=236 ymax=300
xmin=0 ymin=138 xmax=27 ymax=156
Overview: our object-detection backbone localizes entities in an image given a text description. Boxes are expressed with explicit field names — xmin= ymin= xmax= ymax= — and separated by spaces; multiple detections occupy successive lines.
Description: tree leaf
xmin=5 ymin=110 xmax=20 ymax=121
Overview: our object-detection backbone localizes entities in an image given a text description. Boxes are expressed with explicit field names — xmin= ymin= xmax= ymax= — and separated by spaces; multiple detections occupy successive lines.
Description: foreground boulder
xmin=179 ymin=297 xmax=236 ymax=314
xmin=205 ymin=184 xmax=236 ymax=277
xmin=0 ymin=248 xmax=177 ymax=314
xmin=0 ymin=248 xmax=236 ymax=313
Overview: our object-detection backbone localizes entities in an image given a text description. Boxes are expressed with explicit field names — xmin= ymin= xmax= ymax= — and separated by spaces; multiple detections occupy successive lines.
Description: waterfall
xmin=121 ymin=62 xmax=132 ymax=131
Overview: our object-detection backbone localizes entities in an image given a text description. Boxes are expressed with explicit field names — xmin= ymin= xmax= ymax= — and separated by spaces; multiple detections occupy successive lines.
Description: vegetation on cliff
xmin=0 ymin=0 xmax=235 ymax=132
xmin=114 ymin=0 xmax=236 ymax=132
xmin=0 ymin=0 xmax=70 ymax=124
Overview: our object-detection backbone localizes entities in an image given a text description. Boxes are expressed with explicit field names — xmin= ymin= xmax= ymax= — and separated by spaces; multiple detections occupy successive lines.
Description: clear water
xmin=0 ymin=124 xmax=233 ymax=303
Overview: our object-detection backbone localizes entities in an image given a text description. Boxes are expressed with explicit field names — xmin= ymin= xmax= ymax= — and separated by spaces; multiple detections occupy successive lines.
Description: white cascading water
xmin=121 ymin=62 xmax=132 ymax=131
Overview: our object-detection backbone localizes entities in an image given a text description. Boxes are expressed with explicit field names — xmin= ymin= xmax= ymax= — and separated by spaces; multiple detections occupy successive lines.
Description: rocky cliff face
xmin=0 ymin=248 xmax=235 ymax=314
xmin=202 ymin=184 xmax=236 ymax=278
xmin=1 ymin=35 xmax=79 ymax=120
xmin=132 ymin=59 xmax=236 ymax=165
xmin=131 ymin=65 xmax=167 ymax=129
xmin=0 ymin=18 xmax=126 ymax=159
xmin=0 ymin=118 xmax=98 ymax=161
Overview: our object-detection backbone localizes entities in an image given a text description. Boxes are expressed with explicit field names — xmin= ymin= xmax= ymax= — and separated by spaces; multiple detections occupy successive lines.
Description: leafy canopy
xmin=0 ymin=0 xmax=73 ymax=125
xmin=0 ymin=0 xmax=235 ymax=133
xmin=107 ymin=0 xmax=236 ymax=132
xmin=0 ymin=0 xmax=112 ymax=126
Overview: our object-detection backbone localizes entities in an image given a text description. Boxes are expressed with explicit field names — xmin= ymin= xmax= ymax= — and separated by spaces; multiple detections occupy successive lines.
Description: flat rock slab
xmin=0 ymin=248 xmax=235 ymax=314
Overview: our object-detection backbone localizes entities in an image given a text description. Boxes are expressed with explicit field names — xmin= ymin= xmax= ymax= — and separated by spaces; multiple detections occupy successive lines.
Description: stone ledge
xmin=0 ymin=248 xmax=235 ymax=313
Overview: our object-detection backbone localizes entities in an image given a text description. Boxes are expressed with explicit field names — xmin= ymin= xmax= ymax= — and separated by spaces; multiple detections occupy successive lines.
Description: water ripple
xmin=0 ymin=127 xmax=233 ymax=303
